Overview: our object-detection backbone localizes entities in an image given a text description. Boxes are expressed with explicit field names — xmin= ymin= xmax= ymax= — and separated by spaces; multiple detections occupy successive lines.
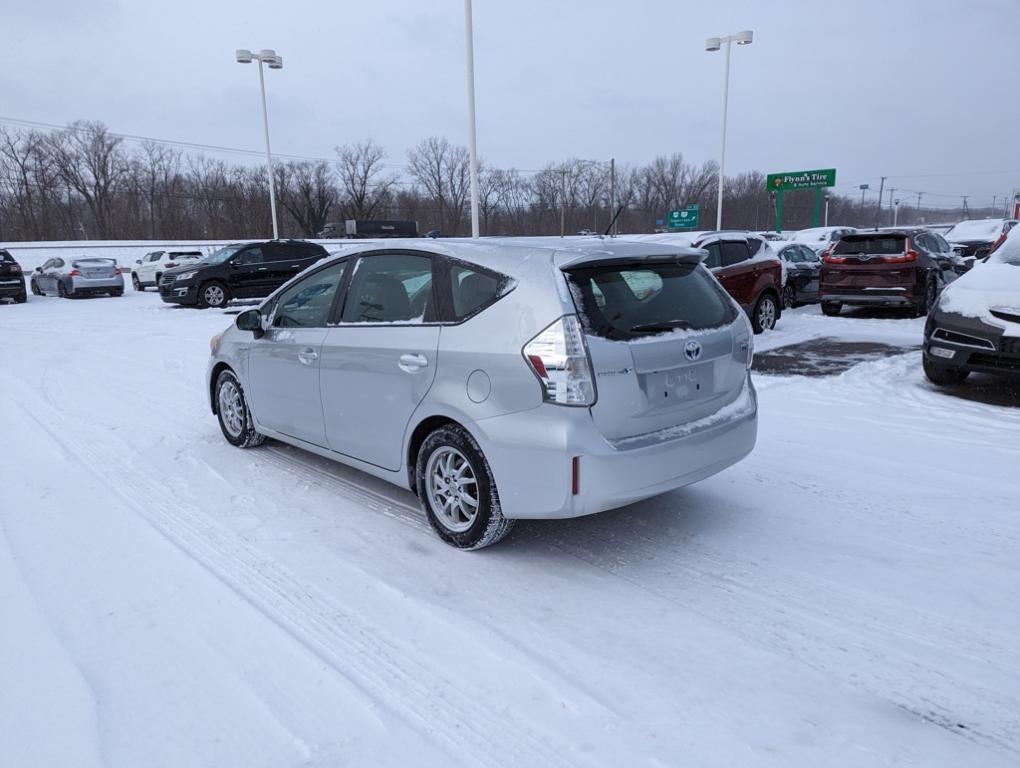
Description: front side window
xmin=272 ymin=261 xmax=347 ymax=328
xmin=234 ymin=248 xmax=264 ymax=266
xmin=205 ymin=245 xmax=245 ymax=264
xmin=448 ymin=263 xmax=504 ymax=321
xmin=341 ymin=253 xmax=434 ymax=324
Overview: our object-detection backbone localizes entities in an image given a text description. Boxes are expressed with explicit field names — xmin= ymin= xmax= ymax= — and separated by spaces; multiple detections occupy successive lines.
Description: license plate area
xmin=644 ymin=362 xmax=712 ymax=406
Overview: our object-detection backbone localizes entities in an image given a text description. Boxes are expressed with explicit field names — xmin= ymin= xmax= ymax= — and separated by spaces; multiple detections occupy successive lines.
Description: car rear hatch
xmin=0 ymin=253 xmax=22 ymax=279
xmin=562 ymin=254 xmax=750 ymax=442
xmin=73 ymin=259 xmax=119 ymax=279
xmin=821 ymin=234 xmax=916 ymax=292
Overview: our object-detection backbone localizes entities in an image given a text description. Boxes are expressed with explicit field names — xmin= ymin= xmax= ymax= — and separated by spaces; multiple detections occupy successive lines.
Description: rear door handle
xmin=297 ymin=348 xmax=319 ymax=365
xmin=398 ymin=353 xmax=428 ymax=372
xmin=257 ymin=267 xmax=268 ymax=271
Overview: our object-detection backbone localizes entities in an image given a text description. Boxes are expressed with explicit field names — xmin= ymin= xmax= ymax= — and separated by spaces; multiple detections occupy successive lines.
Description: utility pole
xmin=609 ymin=158 xmax=616 ymax=235
xmin=893 ymin=198 xmax=900 ymax=226
xmin=560 ymin=168 xmax=567 ymax=237
xmin=859 ymin=184 xmax=869 ymax=217
xmin=962 ymin=196 xmax=970 ymax=219
xmin=992 ymin=195 xmax=997 ymax=215
xmin=888 ymin=188 xmax=896 ymax=224
xmin=916 ymin=192 xmax=922 ymax=212
xmin=877 ymin=176 xmax=886 ymax=221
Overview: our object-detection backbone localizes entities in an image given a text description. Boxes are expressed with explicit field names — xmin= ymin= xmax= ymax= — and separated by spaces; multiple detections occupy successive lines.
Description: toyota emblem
xmin=683 ymin=340 xmax=702 ymax=361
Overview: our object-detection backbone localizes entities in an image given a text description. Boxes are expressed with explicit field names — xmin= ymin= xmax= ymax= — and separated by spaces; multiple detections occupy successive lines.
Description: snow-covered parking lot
xmin=2 ymin=290 xmax=1018 ymax=767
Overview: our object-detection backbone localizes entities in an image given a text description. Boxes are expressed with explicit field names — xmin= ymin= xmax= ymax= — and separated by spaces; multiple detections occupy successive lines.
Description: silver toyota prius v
xmin=207 ymin=238 xmax=758 ymax=549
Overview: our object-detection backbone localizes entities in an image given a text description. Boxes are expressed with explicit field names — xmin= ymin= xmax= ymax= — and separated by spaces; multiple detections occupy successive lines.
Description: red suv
xmin=695 ymin=233 xmax=784 ymax=333
xmin=819 ymin=229 xmax=963 ymax=317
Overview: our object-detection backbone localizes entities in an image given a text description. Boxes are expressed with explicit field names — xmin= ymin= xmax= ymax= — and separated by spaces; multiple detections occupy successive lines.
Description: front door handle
xmin=398 ymin=353 xmax=428 ymax=372
xmin=257 ymin=267 xmax=268 ymax=271
xmin=297 ymin=348 xmax=319 ymax=365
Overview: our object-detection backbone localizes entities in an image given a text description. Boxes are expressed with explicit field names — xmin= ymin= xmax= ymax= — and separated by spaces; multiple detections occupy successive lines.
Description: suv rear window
xmin=834 ymin=236 xmax=906 ymax=255
xmin=566 ymin=262 xmax=737 ymax=341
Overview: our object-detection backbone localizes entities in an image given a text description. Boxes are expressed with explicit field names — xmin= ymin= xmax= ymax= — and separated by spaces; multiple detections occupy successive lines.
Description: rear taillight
xmin=990 ymin=232 xmax=1008 ymax=254
xmin=822 ymin=250 xmax=844 ymax=264
xmin=165 ymin=262 xmax=177 ymax=269
xmin=68 ymin=269 xmax=81 ymax=277
xmin=523 ymin=315 xmax=596 ymax=406
xmin=10 ymin=265 xmax=20 ymax=274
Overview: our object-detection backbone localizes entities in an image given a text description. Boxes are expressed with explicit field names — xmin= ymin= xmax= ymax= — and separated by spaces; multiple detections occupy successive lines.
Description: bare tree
xmin=335 ymin=139 xmax=397 ymax=220
xmin=276 ymin=160 xmax=339 ymax=236
xmin=47 ymin=121 xmax=127 ymax=238
xmin=407 ymin=137 xmax=471 ymax=235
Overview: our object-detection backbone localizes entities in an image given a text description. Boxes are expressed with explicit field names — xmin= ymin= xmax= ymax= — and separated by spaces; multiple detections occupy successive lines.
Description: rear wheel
xmin=198 ymin=281 xmax=228 ymax=309
xmin=30 ymin=279 xmax=41 ymax=296
xmin=821 ymin=301 xmax=842 ymax=317
xmin=416 ymin=425 xmax=514 ymax=550
xmin=923 ymin=355 xmax=968 ymax=386
xmin=110 ymin=288 xmax=124 ymax=297
xmin=215 ymin=369 xmax=266 ymax=448
xmin=751 ymin=292 xmax=778 ymax=334
xmin=15 ymin=291 xmax=27 ymax=304
xmin=58 ymin=281 xmax=72 ymax=299
xmin=915 ymin=277 xmax=938 ymax=317
xmin=132 ymin=273 xmax=142 ymax=291
xmin=782 ymin=284 xmax=796 ymax=309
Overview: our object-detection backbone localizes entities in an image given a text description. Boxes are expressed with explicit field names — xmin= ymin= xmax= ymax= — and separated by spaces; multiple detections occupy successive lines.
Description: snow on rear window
xmin=834 ymin=236 xmax=905 ymax=255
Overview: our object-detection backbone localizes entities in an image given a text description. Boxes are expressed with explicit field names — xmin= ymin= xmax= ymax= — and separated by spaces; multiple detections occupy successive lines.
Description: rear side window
xmin=721 ymin=241 xmax=750 ymax=267
xmin=447 ymin=263 xmax=506 ymax=321
xmin=834 ymin=236 xmax=906 ymax=255
xmin=566 ymin=262 xmax=737 ymax=341
xmin=234 ymin=247 xmax=264 ymax=265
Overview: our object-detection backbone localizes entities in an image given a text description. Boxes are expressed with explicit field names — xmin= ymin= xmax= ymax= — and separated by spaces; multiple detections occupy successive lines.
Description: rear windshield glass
xmin=833 ymin=236 xmax=905 ymax=255
xmin=73 ymin=258 xmax=117 ymax=265
xmin=565 ymin=262 xmax=737 ymax=341
xmin=0 ymin=251 xmax=12 ymax=262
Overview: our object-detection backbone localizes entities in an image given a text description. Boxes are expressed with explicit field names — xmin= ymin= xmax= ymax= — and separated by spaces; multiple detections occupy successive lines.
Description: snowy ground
xmin=1 ymin=288 xmax=1018 ymax=767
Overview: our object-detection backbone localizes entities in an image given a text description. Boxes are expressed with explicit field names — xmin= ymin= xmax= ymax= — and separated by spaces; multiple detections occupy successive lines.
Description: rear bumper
xmin=471 ymin=375 xmax=758 ymax=520
xmin=0 ymin=277 xmax=26 ymax=296
xmin=70 ymin=276 xmax=123 ymax=294
xmin=820 ymin=291 xmax=913 ymax=306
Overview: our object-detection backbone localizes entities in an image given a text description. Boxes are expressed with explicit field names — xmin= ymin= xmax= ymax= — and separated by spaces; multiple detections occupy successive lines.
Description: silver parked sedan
xmin=207 ymin=239 xmax=758 ymax=549
xmin=30 ymin=256 xmax=124 ymax=298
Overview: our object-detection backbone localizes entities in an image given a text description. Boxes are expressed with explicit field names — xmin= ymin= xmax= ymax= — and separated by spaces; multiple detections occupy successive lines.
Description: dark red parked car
xmin=695 ymin=233 xmax=784 ymax=333
xmin=819 ymin=229 xmax=964 ymax=317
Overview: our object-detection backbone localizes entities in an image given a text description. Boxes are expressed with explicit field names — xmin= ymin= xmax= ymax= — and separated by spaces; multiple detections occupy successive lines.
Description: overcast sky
xmin=4 ymin=0 xmax=1019 ymax=209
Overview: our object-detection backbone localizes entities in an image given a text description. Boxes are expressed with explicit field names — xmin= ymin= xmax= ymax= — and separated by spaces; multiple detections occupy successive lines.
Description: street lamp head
xmin=258 ymin=49 xmax=277 ymax=60
xmin=735 ymin=30 xmax=754 ymax=45
xmin=235 ymin=48 xmax=254 ymax=64
xmin=267 ymin=55 xmax=283 ymax=70
xmin=705 ymin=37 xmax=721 ymax=52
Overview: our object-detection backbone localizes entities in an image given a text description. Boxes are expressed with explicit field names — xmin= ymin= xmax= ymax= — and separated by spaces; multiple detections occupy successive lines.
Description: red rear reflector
xmin=528 ymin=354 xmax=548 ymax=378
xmin=68 ymin=269 xmax=81 ymax=276
xmin=571 ymin=456 xmax=580 ymax=495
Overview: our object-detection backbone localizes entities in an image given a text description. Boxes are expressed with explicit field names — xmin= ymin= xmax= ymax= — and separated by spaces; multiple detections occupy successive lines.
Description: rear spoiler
xmin=558 ymin=248 xmax=706 ymax=270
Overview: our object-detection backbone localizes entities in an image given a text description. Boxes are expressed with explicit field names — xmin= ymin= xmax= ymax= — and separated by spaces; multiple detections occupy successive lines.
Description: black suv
xmin=0 ymin=250 xmax=27 ymax=303
xmin=159 ymin=240 xmax=329 ymax=308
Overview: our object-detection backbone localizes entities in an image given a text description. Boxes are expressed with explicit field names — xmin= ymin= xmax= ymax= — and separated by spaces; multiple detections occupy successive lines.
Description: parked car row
xmin=30 ymin=257 xmax=124 ymax=298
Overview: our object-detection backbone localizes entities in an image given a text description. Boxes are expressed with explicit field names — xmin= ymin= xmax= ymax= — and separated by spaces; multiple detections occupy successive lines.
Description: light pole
xmin=463 ymin=0 xmax=480 ymax=238
xmin=236 ymin=48 xmax=283 ymax=239
xmin=705 ymin=30 xmax=753 ymax=231
xmin=824 ymin=193 xmax=830 ymax=226
xmin=858 ymin=183 xmax=869 ymax=217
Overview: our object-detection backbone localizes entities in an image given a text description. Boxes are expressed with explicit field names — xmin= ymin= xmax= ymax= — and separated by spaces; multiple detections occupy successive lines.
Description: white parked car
xmin=790 ymin=226 xmax=857 ymax=254
xmin=132 ymin=249 xmax=204 ymax=292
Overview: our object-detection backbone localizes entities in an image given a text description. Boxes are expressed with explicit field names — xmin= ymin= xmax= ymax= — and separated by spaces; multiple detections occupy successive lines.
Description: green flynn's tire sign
xmin=766 ymin=169 xmax=836 ymax=191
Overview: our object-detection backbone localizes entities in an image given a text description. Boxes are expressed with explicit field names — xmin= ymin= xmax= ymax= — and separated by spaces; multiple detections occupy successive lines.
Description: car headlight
xmin=175 ymin=271 xmax=198 ymax=282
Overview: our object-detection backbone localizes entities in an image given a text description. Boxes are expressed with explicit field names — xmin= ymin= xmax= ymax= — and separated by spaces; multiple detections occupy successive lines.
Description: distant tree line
xmin=0 ymin=120 xmax=1003 ymax=242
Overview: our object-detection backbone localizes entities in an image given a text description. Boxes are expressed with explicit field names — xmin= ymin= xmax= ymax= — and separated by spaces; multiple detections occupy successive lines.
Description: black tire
xmin=110 ymin=289 xmax=124 ymax=297
xmin=30 ymin=279 xmax=41 ymax=296
xmin=782 ymin=284 xmax=796 ymax=309
xmin=923 ymin=355 xmax=968 ymax=386
xmin=15 ymin=291 xmax=27 ymax=304
xmin=915 ymin=277 xmax=938 ymax=318
xmin=58 ymin=281 xmax=72 ymax=299
xmin=416 ymin=424 xmax=514 ymax=550
xmin=198 ymin=280 xmax=229 ymax=309
xmin=751 ymin=292 xmax=778 ymax=334
xmin=821 ymin=301 xmax=842 ymax=317
xmin=214 ymin=369 xmax=266 ymax=449
xmin=132 ymin=274 xmax=142 ymax=291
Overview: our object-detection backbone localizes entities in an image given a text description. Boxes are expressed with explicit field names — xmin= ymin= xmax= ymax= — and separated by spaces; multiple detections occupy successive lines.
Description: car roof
xmin=315 ymin=236 xmax=707 ymax=275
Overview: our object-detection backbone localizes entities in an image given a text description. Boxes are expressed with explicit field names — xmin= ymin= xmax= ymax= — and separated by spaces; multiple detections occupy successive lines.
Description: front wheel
xmin=215 ymin=369 xmax=266 ymax=448
xmin=751 ymin=292 xmax=778 ymax=334
xmin=198 ymin=281 xmax=229 ymax=309
xmin=30 ymin=280 xmax=41 ymax=296
xmin=821 ymin=301 xmax=842 ymax=317
xmin=923 ymin=355 xmax=968 ymax=386
xmin=132 ymin=274 xmax=142 ymax=291
xmin=416 ymin=425 xmax=514 ymax=550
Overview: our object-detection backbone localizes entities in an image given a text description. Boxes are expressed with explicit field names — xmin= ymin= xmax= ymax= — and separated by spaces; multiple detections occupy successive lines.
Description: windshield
xmin=989 ymin=228 xmax=1020 ymax=265
xmin=205 ymin=245 xmax=245 ymax=264
xmin=945 ymin=220 xmax=1004 ymax=242
xmin=565 ymin=261 xmax=737 ymax=341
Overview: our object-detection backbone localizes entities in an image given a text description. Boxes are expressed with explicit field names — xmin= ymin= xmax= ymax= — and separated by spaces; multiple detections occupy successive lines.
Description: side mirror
xmin=135 ymin=259 xmax=142 ymax=265
xmin=236 ymin=309 xmax=265 ymax=339
xmin=34 ymin=266 xmax=42 ymax=273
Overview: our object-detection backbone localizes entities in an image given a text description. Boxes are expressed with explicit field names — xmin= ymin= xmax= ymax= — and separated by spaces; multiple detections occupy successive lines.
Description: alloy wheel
xmin=204 ymin=284 xmax=226 ymax=307
xmin=757 ymin=296 xmax=777 ymax=330
xmin=217 ymin=379 xmax=245 ymax=438
xmin=425 ymin=446 xmax=479 ymax=533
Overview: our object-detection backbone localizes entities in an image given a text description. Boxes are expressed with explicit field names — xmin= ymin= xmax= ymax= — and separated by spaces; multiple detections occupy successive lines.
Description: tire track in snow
xmin=5 ymin=381 xmax=580 ymax=768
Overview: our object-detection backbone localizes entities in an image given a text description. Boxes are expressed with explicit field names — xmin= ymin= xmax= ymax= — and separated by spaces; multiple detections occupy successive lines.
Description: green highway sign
xmin=667 ymin=205 xmax=700 ymax=230
xmin=766 ymin=168 xmax=837 ymax=191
